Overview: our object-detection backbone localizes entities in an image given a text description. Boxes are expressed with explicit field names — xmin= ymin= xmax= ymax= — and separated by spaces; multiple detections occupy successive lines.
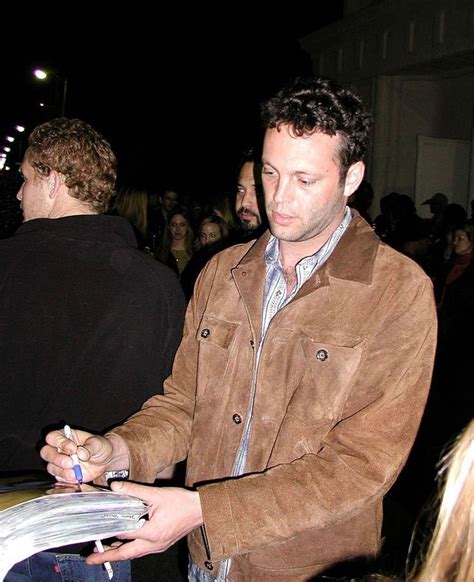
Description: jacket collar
xmin=230 ymin=212 xmax=379 ymax=338
xmin=321 ymin=212 xmax=378 ymax=285
xmin=230 ymin=233 xmax=271 ymax=341
xmin=234 ymin=211 xmax=378 ymax=287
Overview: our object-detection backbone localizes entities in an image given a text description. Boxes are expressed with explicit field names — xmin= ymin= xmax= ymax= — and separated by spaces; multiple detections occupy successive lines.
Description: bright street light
xmin=6 ymin=136 xmax=15 ymax=143
xmin=34 ymin=69 xmax=47 ymax=80
xmin=33 ymin=68 xmax=68 ymax=116
xmin=15 ymin=125 xmax=25 ymax=133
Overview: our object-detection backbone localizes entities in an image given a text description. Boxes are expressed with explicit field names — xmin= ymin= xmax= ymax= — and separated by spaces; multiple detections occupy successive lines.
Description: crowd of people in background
xmin=0 ymin=79 xmax=472 ymax=581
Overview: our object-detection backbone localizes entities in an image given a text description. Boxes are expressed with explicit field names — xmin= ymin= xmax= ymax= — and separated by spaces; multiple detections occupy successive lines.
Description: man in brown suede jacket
xmin=42 ymin=78 xmax=437 ymax=581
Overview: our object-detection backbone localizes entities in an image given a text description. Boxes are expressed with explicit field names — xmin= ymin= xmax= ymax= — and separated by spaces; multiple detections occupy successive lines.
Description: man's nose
xmin=241 ymin=190 xmax=255 ymax=208
xmin=273 ymin=178 xmax=290 ymax=204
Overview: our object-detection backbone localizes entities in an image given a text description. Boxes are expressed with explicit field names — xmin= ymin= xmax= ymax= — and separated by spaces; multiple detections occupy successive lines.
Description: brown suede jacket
xmin=113 ymin=214 xmax=437 ymax=581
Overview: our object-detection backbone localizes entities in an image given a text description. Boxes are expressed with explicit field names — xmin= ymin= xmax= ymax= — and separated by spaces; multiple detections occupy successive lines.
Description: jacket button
xmin=232 ymin=414 xmax=242 ymax=424
xmin=250 ymin=340 xmax=255 ymax=347
xmin=316 ymin=349 xmax=329 ymax=361
xmin=241 ymin=271 xmax=247 ymax=278
xmin=200 ymin=328 xmax=210 ymax=338
xmin=204 ymin=561 xmax=213 ymax=570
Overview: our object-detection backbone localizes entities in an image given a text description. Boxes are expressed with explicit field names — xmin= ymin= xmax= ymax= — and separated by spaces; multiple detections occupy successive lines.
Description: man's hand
xmin=86 ymin=482 xmax=203 ymax=564
xmin=40 ymin=429 xmax=123 ymax=483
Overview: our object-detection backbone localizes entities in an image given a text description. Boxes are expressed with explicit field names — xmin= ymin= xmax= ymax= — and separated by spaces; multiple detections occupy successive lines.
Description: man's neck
xmin=278 ymin=211 xmax=348 ymax=293
xmin=279 ymin=231 xmax=333 ymax=273
xmin=49 ymin=204 xmax=97 ymax=219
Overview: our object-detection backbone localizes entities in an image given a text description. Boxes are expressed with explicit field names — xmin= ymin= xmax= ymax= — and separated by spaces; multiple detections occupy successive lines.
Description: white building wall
xmin=300 ymin=0 xmax=474 ymax=208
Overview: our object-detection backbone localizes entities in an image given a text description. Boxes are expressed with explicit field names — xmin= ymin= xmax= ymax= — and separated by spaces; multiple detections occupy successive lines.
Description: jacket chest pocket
xmin=195 ymin=315 xmax=241 ymax=399
xmin=288 ymin=332 xmax=364 ymax=424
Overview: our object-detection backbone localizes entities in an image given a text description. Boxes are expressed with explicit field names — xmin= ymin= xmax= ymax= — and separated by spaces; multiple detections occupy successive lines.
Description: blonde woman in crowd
xmin=408 ymin=419 xmax=473 ymax=582
xmin=196 ymin=215 xmax=229 ymax=249
xmin=180 ymin=215 xmax=230 ymax=300
xmin=112 ymin=187 xmax=149 ymax=250
xmin=354 ymin=420 xmax=473 ymax=581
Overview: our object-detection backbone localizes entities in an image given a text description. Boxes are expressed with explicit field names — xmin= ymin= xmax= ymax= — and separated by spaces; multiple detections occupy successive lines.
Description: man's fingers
xmin=41 ymin=445 xmax=73 ymax=468
xmin=45 ymin=430 xmax=65 ymax=447
xmin=115 ymin=521 xmax=152 ymax=541
xmin=110 ymin=480 xmax=156 ymax=504
xmin=86 ymin=539 xmax=151 ymax=564
xmin=77 ymin=435 xmax=112 ymax=464
xmin=45 ymin=462 xmax=77 ymax=483
xmin=92 ymin=541 xmax=120 ymax=552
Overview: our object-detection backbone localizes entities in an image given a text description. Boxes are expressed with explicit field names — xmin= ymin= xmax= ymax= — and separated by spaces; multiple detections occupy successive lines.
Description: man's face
xmin=161 ymin=190 xmax=178 ymax=213
xmin=16 ymin=160 xmax=51 ymax=222
xmin=235 ymin=162 xmax=261 ymax=230
xmin=262 ymin=125 xmax=362 ymax=248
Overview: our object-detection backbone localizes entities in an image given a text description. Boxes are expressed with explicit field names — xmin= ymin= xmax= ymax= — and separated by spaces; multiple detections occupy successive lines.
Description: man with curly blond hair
xmin=1 ymin=118 xmax=185 ymax=581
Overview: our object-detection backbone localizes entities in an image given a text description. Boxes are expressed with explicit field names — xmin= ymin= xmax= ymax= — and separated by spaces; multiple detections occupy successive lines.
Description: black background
xmin=1 ymin=6 xmax=343 ymax=198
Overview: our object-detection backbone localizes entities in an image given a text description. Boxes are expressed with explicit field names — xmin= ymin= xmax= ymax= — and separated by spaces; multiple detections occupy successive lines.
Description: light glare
xmin=34 ymin=68 xmax=47 ymax=80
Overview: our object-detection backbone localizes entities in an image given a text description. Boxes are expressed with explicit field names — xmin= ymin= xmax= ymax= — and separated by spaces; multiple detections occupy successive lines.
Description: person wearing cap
xmin=422 ymin=192 xmax=449 ymax=239
xmin=422 ymin=192 xmax=448 ymax=216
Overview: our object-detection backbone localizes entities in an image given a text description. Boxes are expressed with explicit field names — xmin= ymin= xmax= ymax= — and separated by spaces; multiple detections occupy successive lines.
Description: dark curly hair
xmin=26 ymin=118 xmax=116 ymax=213
xmin=261 ymin=77 xmax=373 ymax=179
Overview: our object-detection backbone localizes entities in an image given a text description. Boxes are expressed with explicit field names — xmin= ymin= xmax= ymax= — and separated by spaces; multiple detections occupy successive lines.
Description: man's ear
xmin=48 ymin=171 xmax=60 ymax=199
xmin=343 ymin=161 xmax=365 ymax=199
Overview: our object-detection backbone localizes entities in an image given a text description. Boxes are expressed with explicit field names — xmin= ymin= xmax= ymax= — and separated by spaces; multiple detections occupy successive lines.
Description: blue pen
xmin=63 ymin=424 xmax=84 ymax=484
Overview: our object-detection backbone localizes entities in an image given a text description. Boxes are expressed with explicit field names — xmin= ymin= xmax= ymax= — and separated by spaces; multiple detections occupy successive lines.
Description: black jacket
xmin=0 ymin=214 xmax=185 ymax=472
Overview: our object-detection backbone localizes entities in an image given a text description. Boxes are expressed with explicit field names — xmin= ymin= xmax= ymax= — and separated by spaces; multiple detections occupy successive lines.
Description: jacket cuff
xmin=198 ymin=482 xmax=240 ymax=560
xmin=108 ymin=426 xmax=156 ymax=483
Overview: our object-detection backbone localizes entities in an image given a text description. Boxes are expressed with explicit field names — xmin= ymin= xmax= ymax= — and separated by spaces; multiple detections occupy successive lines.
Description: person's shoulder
xmin=190 ymin=238 xmax=261 ymax=296
xmin=344 ymin=215 xmax=432 ymax=287
xmin=0 ymin=221 xmax=50 ymax=265
xmin=199 ymin=238 xmax=259 ymax=275
xmin=355 ymin=214 xmax=431 ymax=280
xmin=128 ymin=252 xmax=185 ymax=311
xmin=377 ymin=238 xmax=432 ymax=283
xmin=132 ymin=250 xmax=181 ymax=285
xmin=213 ymin=238 xmax=259 ymax=261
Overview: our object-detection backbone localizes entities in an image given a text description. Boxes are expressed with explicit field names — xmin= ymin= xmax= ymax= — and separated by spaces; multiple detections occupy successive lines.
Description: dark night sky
xmin=1 ymin=7 xmax=343 ymax=199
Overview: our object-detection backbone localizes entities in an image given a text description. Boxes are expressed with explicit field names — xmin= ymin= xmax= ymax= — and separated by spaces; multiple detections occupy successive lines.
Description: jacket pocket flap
xmin=196 ymin=315 xmax=240 ymax=349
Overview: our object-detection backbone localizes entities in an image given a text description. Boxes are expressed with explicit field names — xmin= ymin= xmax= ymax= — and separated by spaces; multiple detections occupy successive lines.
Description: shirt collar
xmin=264 ymin=206 xmax=352 ymax=271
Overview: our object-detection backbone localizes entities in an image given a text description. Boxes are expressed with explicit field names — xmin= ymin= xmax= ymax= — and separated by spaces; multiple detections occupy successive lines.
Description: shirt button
xmin=204 ymin=561 xmax=213 ymax=570
xmin=232 ymin=414 xmax=242 ymax=424
xmin=200 ymin=328 xmax=210 ymax=338
xmin=241 ymin=271 xmax=247 ymax=278
xmin=316 ymin=349 xmax=329 ymax=361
